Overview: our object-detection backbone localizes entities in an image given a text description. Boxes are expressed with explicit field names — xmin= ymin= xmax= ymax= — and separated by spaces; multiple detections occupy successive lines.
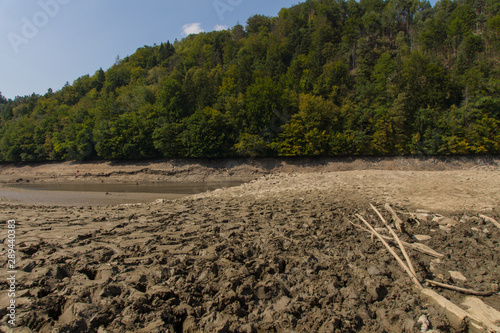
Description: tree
xmin=277 ymin=94 xmax=338 ymax=156
xmin=372 ymin=110 xmax=396 ymax=155
xmin=0 ymin=117 xmax=37 ymax=161
xmin=246 ymin=15 xmax=272 ymax=34
xmin=488 ymin=15 xmax=500 ymax=51
xmin=153 ymin=122 xmax=185 ymax=158
xmin=448 ymin=4 xmax=477 ymax=56
xmin=0 ymin=104 xmax=13 ymax=121
xmin=396 ymin=52 xmax=454 ymax=111
xmin=93 ymin=68 xmax=106 ymax=92
xmin=104 ymin=65 xmax=131 ymax=93
xmin=157 ymin=76 xmax=187 ymax=123
xmin=372 ymin=52 xmax=397 ymax=105
xmin=232 ymin=24 xmax=246 ymax=41
xmin=181 ymin=107 xmax=235 ymax=157
xmin=420 ymin=18 xmax=448 ymax=55
xmin=156 ymin=41 xmax=175 ymax=65
xmin=243 ymin=77 xmax=289 ymax=135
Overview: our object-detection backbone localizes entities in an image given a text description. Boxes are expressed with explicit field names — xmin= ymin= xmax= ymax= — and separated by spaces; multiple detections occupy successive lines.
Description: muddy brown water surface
xmin=0 ymin=182 xmax=245 ymax=206
xmin=6 ymin=181 xmax=245 ymax=194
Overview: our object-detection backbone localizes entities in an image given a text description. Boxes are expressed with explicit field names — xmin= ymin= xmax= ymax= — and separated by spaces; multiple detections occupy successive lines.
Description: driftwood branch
xmin=479 ymin=215 xmax=500 ymax=230
xmin=356 ymin=214 xmax=423 ymax=289
xmin=347 ymin=219 xmax=444 ymax=258
xmin=385 ymin=203 xmax=404 ymax=233
xmin=371 ymin=203 xmax=417 ymax=278
xmin=425 ymin=279 xmax=499 ymax=297
xmin=408 ymin=242 xmax=444 ymax=258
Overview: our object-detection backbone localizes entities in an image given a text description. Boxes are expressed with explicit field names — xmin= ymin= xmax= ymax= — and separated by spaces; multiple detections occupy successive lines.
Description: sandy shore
xmin=0 ymin=157 xmax=499 ymax=332
xmin=0 ymin=155 xmax=499 ymax=210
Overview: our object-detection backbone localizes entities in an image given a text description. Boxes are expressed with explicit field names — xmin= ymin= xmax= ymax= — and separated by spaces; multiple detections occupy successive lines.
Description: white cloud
xmin=214 ymin=25 xmax=228 ymax=31
xmin=182 ymin=23 xmax=204 ymax=35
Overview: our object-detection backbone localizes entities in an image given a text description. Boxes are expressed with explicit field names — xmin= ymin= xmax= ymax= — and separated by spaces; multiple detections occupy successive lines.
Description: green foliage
xmin=1 ymin=0 xmax=500 ymax=161
xmin=243 ymin=77 xmax=288 ymax=134
xmin=277 ymin=94 xmax=337 ymax=156
xmin=93 ymin=68 xmax=106 ymax=92
xmin=0 ymin=117 xmax=38 ymax=161
xmin=246 ymin=15 xmax=273 ymax=34
xmin=157 ymin=76 xmax=187 ymax=123
xmin=181 ymin=107 xmax=235 ymax=157
xmin=153 ymin=122 xmax=185 ymax=158
xmin=235 ymin=133 xmax=271 ymax=157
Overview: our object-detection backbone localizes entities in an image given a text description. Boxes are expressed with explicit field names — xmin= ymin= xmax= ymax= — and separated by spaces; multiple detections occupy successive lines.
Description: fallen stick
xmin=479 ymin=215 xmax=500 ymax=230
xmin=347 ymin=220 xmax=443 ymax=258
xmin=371 ymin=204 xmax=418 ymax=278
xmin=421 ymin=288 xmax=471 ymax=331
xmin=356 ymin=214 xmax=423 ymax=289
xmin=425 ymin=279 xmax=499 ymax=297
xmin=409 ymin=242 xmax=444 ymax=259
xmin=384 ymin=203 xmax=404 ymax=233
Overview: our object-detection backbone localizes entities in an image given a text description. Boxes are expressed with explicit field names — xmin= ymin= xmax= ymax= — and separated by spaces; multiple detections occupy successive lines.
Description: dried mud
xmin=0 ymin=157 xmax=499 ymax=332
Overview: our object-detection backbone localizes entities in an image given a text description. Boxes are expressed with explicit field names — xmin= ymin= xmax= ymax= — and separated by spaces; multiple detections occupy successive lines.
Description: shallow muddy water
xmin=0 ymin=181 xmax=245 ymax=206
xmin=6 ymin=181 xmax=244 ymax=194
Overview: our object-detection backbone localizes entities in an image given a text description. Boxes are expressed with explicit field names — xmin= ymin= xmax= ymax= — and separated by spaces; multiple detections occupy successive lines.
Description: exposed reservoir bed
xmin=0 ymin=181 xmax=244 ymax=206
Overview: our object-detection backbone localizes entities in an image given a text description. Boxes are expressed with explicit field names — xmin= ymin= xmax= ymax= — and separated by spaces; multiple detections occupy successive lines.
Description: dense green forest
xmin=1 ymin=0 xmax=500 ymax=161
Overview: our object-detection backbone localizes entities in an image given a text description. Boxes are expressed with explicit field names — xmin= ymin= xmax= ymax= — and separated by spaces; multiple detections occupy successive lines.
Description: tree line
xmin=1 ymin=0 xmax=500 ymax=161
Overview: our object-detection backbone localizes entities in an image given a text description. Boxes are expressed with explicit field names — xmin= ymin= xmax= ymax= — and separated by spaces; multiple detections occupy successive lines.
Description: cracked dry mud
xmin=0 ymin=159 xmax=499 ymax=332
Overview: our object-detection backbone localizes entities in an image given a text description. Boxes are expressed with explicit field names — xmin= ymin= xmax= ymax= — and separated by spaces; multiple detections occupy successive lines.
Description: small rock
xmin=429 ymin=259 xmax=444 ymax=276
xmin=449 ymin=271 xmax=467 ymax=282
xmin=439 ymin=225 xmax=452 ymax=232
xmin=367 ymin=265 xmax=383 ymax=276
xmin=414 ymin=235 xmax=432 ymax=241
xmin=432 ymin=216 xmax=444 ymax=223
xmin=416 ymin=213 xmax=430 ymax=222
xmin=418 ymin=315 xmax=430 ymax=333
xmin=273 ymin=296 xmax=291 ymax=312
xmin=443 ymin=218 xmax=458 ymax=227
xmin=433 ymin=216 xmax=458 ymax=227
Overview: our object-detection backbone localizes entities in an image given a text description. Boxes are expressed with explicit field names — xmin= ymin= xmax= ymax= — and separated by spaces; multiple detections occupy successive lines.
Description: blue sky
xmin=0 ymin=0 xmax=302 ymax=99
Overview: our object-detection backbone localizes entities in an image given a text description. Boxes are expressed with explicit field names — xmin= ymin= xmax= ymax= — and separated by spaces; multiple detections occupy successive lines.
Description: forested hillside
xmin=1 ymin=0 xmax=500 ymax=161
